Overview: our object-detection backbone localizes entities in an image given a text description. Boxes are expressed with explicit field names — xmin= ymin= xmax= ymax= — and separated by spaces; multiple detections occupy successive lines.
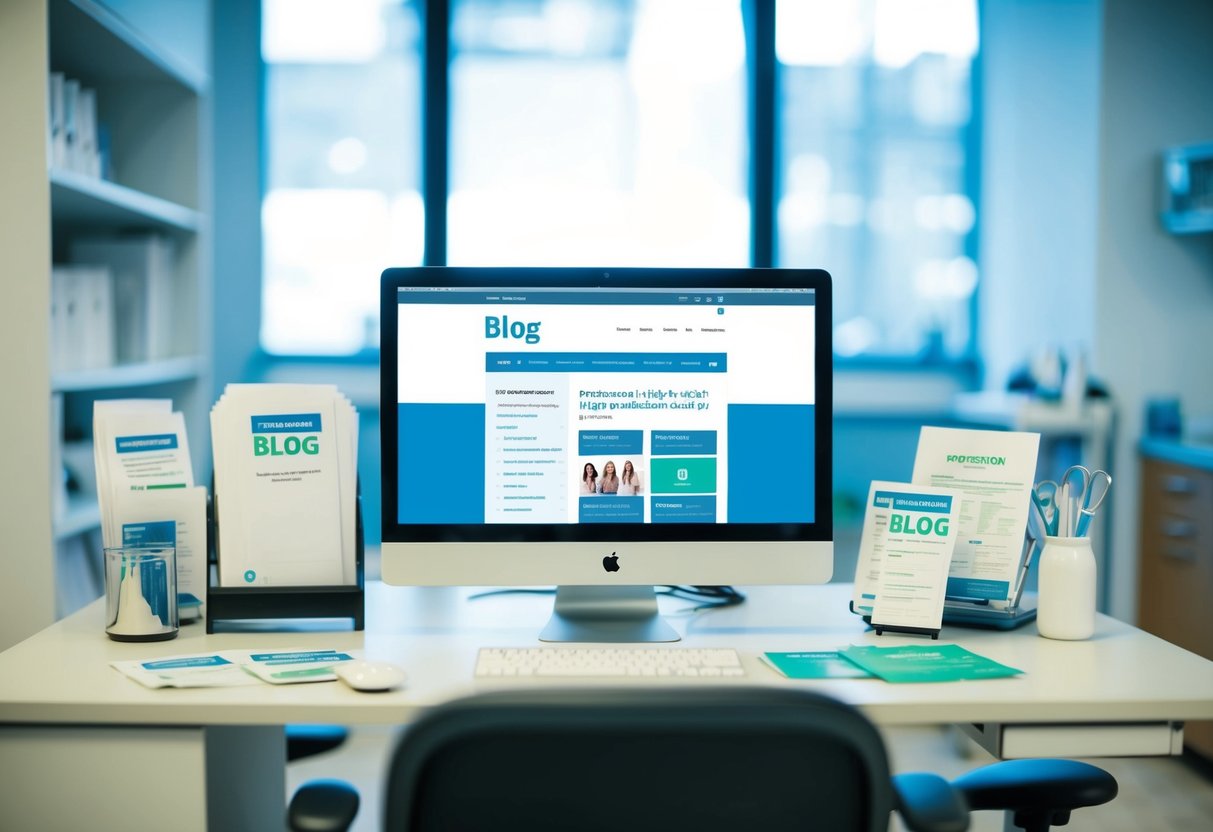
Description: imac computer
xmin=380 ymin=267 xmax=833 ymax=642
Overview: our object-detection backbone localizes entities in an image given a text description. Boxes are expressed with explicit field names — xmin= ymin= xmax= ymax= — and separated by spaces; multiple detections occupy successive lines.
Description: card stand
xmin=204 ymin=479 xmax=365 ymax=634
xmin=847 ymin=602 xmax=941 ymax=639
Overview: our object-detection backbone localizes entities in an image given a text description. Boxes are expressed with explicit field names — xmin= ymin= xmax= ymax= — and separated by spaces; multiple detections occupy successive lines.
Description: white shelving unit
xmin=1 ymin=0 xmax=211 ymax=633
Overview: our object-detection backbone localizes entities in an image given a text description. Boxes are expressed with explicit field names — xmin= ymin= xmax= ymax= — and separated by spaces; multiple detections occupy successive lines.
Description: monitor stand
xmin=538 ymin=585 xmax=681 ymax=643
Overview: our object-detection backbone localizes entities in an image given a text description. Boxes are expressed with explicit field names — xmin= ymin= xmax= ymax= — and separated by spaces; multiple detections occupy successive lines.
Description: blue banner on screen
xmin=395 ymin=286 xmax=817 ymax=525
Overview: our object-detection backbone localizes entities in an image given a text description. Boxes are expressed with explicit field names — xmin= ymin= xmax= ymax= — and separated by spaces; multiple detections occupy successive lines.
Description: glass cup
xmin=104 ymin=546 xmax=179 ymax=642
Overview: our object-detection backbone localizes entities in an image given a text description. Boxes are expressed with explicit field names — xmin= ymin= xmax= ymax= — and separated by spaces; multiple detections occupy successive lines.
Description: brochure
xmin=111 ymin=652 xmax=262 ymax=689
xmin=112 ymin=486 xmax=207 ymax=620
xmin=852 ymin=481 xmax=961 ymax=632
xmin=912 ymin=427 xmax=1040 ymax=605
xmin=839 ymin=644 xmax=1024 ymax=683
xmin=94 ymin=401 xmax=194 ymax=549
xmin=211 ymin=384 xmax=359 ymax=587
xmin=232 ymin=649 xmax=356 ymax=685
xmin=112 ymin=648 xmax=358 ymax=688
xmin=762 ymin=651 xmax=875 ymax=679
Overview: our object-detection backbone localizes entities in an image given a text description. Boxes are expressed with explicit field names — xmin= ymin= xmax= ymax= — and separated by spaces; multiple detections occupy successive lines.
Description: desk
xmin=2 ymin=582 xmax=1211 ymax=831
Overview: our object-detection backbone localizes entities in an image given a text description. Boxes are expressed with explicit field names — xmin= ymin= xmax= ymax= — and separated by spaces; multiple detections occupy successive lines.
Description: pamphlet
xmin=112 ymin=486 xmax=207 ymax=620
xmin=852 ymin=481 xmax=961 ymax=632
xmin=94 ymin=401 xmax=194 ymax=549
xmin=912 ymin=427 xmax=1040 ymax=605
xmin=762 ymin=651 xmax=875 ymax=679
xmin=211 ymin=384 xmax=359 ymax=587
xmin=233 ymin=649 xmax=355 ymax=685
xmin=839 ymin=644 xmax=1023 ymax=683
xmin=110 ymin=652 xmax=262 ymax=689
xmin=111 ymin=648 xmax=358 ymax=689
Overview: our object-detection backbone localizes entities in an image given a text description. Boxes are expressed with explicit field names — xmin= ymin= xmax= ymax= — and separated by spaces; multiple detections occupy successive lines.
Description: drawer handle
xmin=1163 ymin=546 xmax=1196 ymax=562
xmin=1162 ymin=519 xmax=1197 ymax=539
xmin=1162 ymin=475 xmax=1197 ymax=496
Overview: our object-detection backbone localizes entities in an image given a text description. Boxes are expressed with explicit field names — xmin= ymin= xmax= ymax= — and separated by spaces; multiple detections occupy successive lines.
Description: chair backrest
xmin=383 ymin=686 xmax=897 ymax=832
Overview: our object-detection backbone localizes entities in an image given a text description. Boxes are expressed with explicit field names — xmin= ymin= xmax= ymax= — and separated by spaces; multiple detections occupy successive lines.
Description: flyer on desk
xmin=852 ymin=481 xmax=961 ymax=632
xmin=911 ymin=427 xmax=1039 ymax=605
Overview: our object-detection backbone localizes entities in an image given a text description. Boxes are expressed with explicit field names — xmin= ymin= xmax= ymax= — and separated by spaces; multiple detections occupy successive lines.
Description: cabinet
xmin=1138 ymin=454 xmax=1213 ymax=760
xmin=0 ymin=0 xmax=211 ymax=641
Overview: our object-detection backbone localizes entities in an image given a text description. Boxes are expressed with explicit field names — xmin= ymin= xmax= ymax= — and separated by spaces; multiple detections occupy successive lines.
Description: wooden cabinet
xmin=1138 ymin=455 xmax=1213 ymax=759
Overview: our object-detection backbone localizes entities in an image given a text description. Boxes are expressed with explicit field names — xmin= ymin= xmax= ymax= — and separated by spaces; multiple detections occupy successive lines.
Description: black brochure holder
xmin=847 ymin=528 xmax=1039 ymax=637
xmin=204 ymin=477 xmax=365 ymax=633
xmin=848 ymin=601 xmax=941 ymax=639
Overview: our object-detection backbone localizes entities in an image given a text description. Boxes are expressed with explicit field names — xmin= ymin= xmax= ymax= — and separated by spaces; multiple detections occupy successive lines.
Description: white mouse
xmin=333 ymin=660 xmax=406 ymax=692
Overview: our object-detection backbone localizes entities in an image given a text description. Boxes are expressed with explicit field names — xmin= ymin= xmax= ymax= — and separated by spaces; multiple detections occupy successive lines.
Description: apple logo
xmin=602 ymin=553 xmax=620 ymax=573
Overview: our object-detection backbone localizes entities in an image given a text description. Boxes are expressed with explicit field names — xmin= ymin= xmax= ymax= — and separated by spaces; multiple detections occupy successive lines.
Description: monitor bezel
xmin=380 ymin=266 xmax=833 ymax=554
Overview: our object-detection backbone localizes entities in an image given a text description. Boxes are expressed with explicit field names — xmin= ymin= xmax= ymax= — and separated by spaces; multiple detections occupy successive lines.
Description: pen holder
xmin=1036 ymin=536 xmax=1096 ymax=640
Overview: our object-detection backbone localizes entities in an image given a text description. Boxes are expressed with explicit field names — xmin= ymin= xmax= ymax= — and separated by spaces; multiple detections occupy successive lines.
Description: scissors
xmin=1060 ymin=465 xmax=1112 ymax=537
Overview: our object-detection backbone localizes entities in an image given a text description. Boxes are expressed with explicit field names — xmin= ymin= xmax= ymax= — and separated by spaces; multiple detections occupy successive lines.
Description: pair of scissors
xmin=1060 ymin=465 xmax=1112 ymax=537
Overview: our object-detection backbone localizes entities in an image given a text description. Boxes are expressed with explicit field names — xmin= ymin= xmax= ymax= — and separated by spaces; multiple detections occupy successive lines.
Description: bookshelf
xmin=0 ymin=0 xmax=212 ymax=642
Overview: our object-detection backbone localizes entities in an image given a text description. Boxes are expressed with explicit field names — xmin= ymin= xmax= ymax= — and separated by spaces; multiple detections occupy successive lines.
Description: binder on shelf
xmin=69 ymin=234 xmax=178 ymax=364
xmin=204 ymin=480 xmax=365 ymax=633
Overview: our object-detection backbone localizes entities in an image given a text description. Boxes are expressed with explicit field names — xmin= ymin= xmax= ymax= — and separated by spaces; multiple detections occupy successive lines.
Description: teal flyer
xmin=839 ymin=644 xmax=1023 ymax=683
xmin=762 ymin=651 xmax=875 ymax=679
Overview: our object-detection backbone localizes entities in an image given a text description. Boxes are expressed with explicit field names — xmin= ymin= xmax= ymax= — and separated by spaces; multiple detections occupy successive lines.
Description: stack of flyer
xmin=93 ymin=400 xmax=207 ymax=620
xmin=211 ymin=384 xmax=358 ymax=588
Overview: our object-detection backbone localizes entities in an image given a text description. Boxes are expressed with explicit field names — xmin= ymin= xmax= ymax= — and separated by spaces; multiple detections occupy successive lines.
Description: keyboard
xmin=474 ymin=647 xmax=745 ymax=678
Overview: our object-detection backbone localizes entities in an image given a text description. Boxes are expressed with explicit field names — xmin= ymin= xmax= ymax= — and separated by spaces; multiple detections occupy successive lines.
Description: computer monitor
xmin=380 ymin=267 xmax=833 ymax=642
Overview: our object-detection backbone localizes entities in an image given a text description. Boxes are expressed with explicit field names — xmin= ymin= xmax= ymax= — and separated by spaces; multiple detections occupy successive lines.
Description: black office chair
xmin=288 ymin=687 xmax=1117 ymax=832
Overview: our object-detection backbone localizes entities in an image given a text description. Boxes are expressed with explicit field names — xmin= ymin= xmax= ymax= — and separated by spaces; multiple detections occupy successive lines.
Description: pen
xmin=1011 ymin=536 xmax=1039 ymax=609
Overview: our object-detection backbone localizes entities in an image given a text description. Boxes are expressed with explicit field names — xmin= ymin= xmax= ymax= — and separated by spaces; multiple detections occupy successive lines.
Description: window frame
xmin=257 ymin=0 xmax=982 ymax=371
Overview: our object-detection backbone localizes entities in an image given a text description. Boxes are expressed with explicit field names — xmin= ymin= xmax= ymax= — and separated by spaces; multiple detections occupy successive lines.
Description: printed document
xmin=912 ymin=427 xmax=1040 ymax=604
xmin=211 ymin=384 xmax=358 ymax=587
xmin=852 ymin=481 xmax=960 ymax=632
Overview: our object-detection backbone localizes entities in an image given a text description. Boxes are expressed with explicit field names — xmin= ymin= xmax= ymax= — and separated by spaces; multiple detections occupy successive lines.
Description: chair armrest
xmin=287 ymin=779 xmax=360 ymax=832
xmin=892 ymin=772 xmax=970 ymax=832
xmin=952 ymin=759 xmax=1118 ymax=812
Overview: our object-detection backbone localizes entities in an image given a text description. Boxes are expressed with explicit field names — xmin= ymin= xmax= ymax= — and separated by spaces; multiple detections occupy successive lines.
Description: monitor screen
xmin=380 ymin=267 xmax=833 ymax=641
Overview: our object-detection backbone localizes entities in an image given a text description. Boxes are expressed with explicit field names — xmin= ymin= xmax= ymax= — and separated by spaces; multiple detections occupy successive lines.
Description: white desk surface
xmin=1 ymin=582 xmax=1211 ymax=731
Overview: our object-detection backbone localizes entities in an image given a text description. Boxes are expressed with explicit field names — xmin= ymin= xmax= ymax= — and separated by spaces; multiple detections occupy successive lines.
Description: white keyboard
xmin=475 ymin=647 xmax=745 ymax=679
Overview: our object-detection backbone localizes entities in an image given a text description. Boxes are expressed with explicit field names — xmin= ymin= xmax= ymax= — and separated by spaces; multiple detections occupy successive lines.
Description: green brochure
xmin=762 ymin=651 xmax=876 ymax=680
xmin=839 ymin=644 xmax=1023 ymax=683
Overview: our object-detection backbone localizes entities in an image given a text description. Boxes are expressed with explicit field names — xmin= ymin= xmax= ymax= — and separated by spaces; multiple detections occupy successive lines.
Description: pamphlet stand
xmin=848 ymin=528 xmax=1039 ymax=637
xmin=204 ymin=481 xmax=365 ymax=633
xmin=848 ymin=602 xmax=941 ymax=640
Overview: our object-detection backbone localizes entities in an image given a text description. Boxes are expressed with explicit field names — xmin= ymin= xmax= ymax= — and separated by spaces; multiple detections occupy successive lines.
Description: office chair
xmin=288 ymin=687 xmax=1117 ymax=832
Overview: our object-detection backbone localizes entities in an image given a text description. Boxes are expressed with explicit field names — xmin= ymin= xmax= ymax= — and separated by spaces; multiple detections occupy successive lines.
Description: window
xmin=448 ymin=0 xmax=748 ymax=266
xmin=260 ymin=0 xmax=979 ymax=361
xmin=261 ymin=0 xmax=422 ymax=355
xmin=777 ymin=0 xmax=979 ymax=360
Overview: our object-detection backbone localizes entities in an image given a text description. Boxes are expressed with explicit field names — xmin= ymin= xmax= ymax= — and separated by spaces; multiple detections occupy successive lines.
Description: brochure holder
xmin=847 ymin=602 xmax=941 ymax=639
xmin=204 ymin=478 xmax=365 ymax=633
xmin=849 ymin=529 xmax=1040 ymax=636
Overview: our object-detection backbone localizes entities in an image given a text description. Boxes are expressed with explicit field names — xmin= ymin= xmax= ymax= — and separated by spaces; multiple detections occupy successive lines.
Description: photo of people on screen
xmin=618 ymin=459 xmax=642 ymax=495
xmin=580 ymin=462 xmax=599 ymax=494
xmin=597 ymin=460 xmax=620 ymax=494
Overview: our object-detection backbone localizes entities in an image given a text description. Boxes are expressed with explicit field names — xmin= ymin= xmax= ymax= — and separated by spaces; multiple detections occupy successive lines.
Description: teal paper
xmin=762 ymin=651 xmax=875 ymax=679
xmin=839 ymin=644 xmax=1023 ymax=683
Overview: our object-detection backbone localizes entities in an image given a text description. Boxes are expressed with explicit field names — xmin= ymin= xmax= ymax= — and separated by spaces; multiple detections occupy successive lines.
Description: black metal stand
xmin=848 ymin=602 xmax=941 ymax=639
xmin=204 ymin=480 xmax=365 ymax=633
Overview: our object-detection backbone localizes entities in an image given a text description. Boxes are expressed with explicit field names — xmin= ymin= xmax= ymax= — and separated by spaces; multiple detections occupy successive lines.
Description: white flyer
xmin=211 ymin=385 xmax=357 ymax=587
xmin=112 ymin=486 xmax=207 ymax=617
xmin=911 ymin=427 xmax=1040 ymax=605
xmin=852 ymin=481 xmax=961 ymax=632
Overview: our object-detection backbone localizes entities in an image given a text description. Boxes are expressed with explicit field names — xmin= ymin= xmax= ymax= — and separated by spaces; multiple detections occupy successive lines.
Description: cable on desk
xmin=467 ymin=586 xmax=745 ymax=611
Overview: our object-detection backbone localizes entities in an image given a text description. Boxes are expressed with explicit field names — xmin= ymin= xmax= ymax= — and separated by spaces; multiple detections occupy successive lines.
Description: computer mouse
xmin=333 ymin=660 xmax=406 ymax=692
